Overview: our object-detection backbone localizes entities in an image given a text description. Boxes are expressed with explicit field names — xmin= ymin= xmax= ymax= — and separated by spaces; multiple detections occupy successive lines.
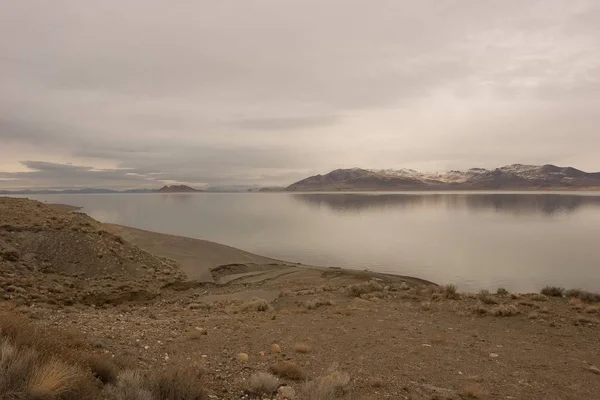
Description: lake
xmin=21 ymin=192 xmax=600 ymax=292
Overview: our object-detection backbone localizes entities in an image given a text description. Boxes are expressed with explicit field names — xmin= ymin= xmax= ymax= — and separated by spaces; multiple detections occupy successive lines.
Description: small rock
xmin=590 ymin=365 xmax=600 ymax=375
xmin=236 ymin=352 xmax=249 ymax=362
xmin=489 ymin=353 xmax=499 ymax=358
xmin=271 ymin=343 xmax=282 ymax=353
xmin=258 ymin=351 xmax=265 ymax=356
xmin=277 ymin=385 xmax=296 ymax=399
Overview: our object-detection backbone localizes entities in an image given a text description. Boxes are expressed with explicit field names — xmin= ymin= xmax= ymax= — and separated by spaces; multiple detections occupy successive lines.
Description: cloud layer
xmin=1 ymin=0 xmax=599 ymax=188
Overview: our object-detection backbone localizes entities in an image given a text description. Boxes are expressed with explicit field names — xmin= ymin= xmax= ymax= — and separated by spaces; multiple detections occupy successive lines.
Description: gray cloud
xmin=1 ymin=0 xmax=600 ymax=189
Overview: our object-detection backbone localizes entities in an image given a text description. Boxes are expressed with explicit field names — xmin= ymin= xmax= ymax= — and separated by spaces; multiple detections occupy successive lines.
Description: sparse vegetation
xmin=441 ymin=284 xmax=460 ymax=299
xmin=477 ymin=290 xmax=498 ymax=305
xmin=346 ymin=280 xmax=383 ymax=297
xmin=151 ymin=368 xmax=206 ymax=400
xmin=530 ymin=294 xmax=549 ymax=302
xmin=565 ymin=289 xmax=600 ymax=303
xmin=492 ymin=305 xmax=520 ymax=317
xmin=269 ymin=361 xmax=306 ymax=381
xmin=86 ymin=354 xmax=119 ymax=384
xmin=302 ymin=299 xmax=335 ymax=310
xmin=541 ymin=286 xmax=564 ymax=297
xmin=300 ymin=370 xmax=350 ymax=399
xmin=239 ymin=298 xmax=273 ymax=312
xmin=472 ymin=305 xmax=489 ymax=315
xmin=247 ymin=372 xmax=279 ymax=395
xmin=496 ymin=288 xmax=508 ymax=296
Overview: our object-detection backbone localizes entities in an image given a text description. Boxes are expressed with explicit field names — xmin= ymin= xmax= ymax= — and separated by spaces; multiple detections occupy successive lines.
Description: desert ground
xmin=1 ymin=197 xmax=599 ymax=400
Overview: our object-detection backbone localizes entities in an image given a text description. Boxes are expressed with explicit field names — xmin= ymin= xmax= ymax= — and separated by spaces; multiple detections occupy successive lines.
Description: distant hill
xmin=0 ymin=188 xmax=154 ymax=195
xmin=287 ymin=164 xmax=600 ymax=191
xmin=155 ymin=185 xmax=201 ymax=193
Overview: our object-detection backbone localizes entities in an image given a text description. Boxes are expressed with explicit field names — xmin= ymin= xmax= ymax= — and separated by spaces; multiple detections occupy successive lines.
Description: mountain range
xmin=287 ymin=164 xmax=600 ymax=191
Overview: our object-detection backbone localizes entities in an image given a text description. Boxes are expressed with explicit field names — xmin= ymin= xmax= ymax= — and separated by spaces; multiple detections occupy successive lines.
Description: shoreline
xmin=103 ymin=222 xmax=438 ymax=287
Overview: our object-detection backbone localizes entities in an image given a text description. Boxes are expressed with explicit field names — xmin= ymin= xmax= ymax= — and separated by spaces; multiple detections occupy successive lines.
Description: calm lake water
xmin=21 ymin=192 xmax=600 ymax=292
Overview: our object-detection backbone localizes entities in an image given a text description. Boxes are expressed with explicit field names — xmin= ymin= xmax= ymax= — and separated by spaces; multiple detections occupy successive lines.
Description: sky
xmin=1 ymin=0 xmax=599 ymax=189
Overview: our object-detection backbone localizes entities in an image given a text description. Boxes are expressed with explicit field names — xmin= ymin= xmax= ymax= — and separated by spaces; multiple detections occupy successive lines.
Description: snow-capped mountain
xmin=287 ymin=164 xmax=600 ymax=191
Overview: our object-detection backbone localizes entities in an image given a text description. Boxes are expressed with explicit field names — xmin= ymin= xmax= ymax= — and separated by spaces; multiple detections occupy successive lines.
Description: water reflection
xmin=292 ymin=193 xmax=600 ymax=216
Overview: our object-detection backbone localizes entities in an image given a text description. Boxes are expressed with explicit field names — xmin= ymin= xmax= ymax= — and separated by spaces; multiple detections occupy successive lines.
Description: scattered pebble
xmin=489 ymin=353 xmax=499 ymax=358
xmin=271 ymin=343 xmax=282 ymax=353
xmin=237 ymin=352 xmax=249 ymax=362
xmin=590 ymin=365 xmax=600 ymax=375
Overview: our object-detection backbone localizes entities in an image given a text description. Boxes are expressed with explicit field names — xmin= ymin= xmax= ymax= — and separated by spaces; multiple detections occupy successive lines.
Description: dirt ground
xmin=1 ymin=197 xmax=600 ymax=399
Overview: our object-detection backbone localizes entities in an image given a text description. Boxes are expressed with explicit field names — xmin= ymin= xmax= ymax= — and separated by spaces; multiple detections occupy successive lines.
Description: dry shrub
xmin=303 ymin=299 xmax=334 ymax=310
xmin=518 ymin=300 xmax=536 ymax=308
xmin=440 ymin=284 xmax=459 ymax=299
xmin=461 ymin=382 xmax=485 ymax=398
xmin=477 ymin=290 xmax=498 ymax=305
xmin=294 ymin=343 xmax=311 ymax=353
xmin=152 ymin=368 xmax=206 ymax=400
xmin=103 ymin=370 xmax=153 ymax=400
xmin=565 ymin=289 xmax=600 ymax=303
xmin=421 ymin=301 xmax=433 ymax=311
xmin=269 ymin=361 xmax=306 ymax=381
xmin=247 ymin=372 xmax=279 ymax=395
xmin=569 ymin=298 xmax=585 ymax=311
xmin=300 ymin=370 xmax=350 ymax=399
xmin=509 ymin=293 xmax=520 ymax=300
xmin=239 ymin=298 xmax=273 ymax=312
xmin=496 ymin=288 xmax=508 ymax=296
xmin=86 ymin=354 xmax=119 ymax=384
xmin=27 ymin=358 xmax=87 ymax=399
xmin=530 ymin=294 xmax=548 ymax=302
xmin=472 ymin=305 xmax=488 ymax=316
xmin=347 ymin=281 xmax=383 ymax=297
xmin=541 ymin=286 xmax=564 ymax=297
xmin=492 ymin=305 xmax=519 ymax=317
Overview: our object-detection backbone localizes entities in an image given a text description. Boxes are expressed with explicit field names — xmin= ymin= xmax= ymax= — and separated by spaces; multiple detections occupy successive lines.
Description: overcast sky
xmin=1 ymin=0 xmax=599 ymax=189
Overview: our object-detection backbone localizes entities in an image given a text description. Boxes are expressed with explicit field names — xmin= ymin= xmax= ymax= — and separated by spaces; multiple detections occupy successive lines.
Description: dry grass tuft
xmin=152 ymin=368 xmax=206 ymax=400
xmin=347 ymin=281 xmax=383 ymax=297
xmin=269 ymin=361 xmax=306 ymax=381
xmin=461 ymin=382 xmax=485 ymax=398
xmin=27 ymin=358 xmax=87 ymax=399
xmin=294 ymin=343 xmax=311 ymax=353
xmin=103 ymin=370 xmax=153 ymax=400
xmin=302 ymin=299 xmax=335 ymax=310
xmin=300 ymin=370 xmax=350 ymax=399
xmin=247 ymin=372 xmax=279 ymax=395
xmin=530 ymin=294 xmax=548 ymax=302
xmin=565 ymin=289 xmax=600 ymax=303
xmin=86 ymin=354 xmax=119 ymax=384
xmin=441 ymin=284 xmax=460 ymax=299
xmin=492 ymin=305 xmax=520 ymax=317
xmin=496 ymin=288 xmax=509 ymax=296
xmin=541 ymin=286 xmax=564 ymax=297
xmin=239 ymin=298 xmax=273 ymax=312
xmin=509 ymin=293 xmax=520 ymax=300
xmin=477 ymin=290 xmax=498 ymax=305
